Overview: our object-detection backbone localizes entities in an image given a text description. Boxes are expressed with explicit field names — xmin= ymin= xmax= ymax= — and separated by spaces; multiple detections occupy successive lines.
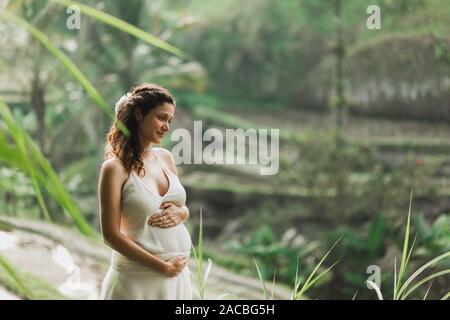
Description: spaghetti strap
xmin=153 ymin=148 xmax=173 ymax=175
xmin=153 ymin=149 xmax=165 ymax=167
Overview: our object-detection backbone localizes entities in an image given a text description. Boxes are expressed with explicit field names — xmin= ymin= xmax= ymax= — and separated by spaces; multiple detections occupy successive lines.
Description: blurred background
xmin=0 ymin=0 xmax=449 ymax=300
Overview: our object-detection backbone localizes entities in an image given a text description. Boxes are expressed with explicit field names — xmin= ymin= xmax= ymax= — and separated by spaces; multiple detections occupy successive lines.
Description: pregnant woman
xmin=98 ymin=83 xmax=192 ymax=299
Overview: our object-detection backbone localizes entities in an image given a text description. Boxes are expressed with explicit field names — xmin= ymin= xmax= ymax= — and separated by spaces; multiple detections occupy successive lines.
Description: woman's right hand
xmin=162 ymin=255 xmax=188 ymax=277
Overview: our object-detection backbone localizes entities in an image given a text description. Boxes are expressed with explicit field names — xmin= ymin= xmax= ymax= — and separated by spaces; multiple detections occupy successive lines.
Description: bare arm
xmin=98 ymin=159 xmax=186 ymax=275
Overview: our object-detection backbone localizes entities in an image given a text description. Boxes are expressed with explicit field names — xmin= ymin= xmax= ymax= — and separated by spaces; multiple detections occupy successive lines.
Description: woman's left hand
xmin=147 ymin=202 xmax=189 ymax=228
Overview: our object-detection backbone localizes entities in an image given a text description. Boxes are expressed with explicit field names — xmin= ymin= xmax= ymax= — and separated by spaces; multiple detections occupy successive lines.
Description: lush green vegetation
xmin=0 ymin=0 xmax=449 ymax=299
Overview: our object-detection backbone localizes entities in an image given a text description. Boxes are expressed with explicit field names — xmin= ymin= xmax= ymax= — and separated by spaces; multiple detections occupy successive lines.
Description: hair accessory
xmin=115 ymin=93 xmax=131 ymax=114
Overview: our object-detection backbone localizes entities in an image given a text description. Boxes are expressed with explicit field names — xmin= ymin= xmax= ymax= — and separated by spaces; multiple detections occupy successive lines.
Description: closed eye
xmin=158 ymin=113 xmax=173 ymax=123
xmin=158 ymin=114 xmax=173 ymax=123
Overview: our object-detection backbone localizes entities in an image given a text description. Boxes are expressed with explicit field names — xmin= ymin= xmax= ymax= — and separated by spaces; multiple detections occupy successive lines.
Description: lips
xmin=156 ymin=132 xmax=165 ymax=138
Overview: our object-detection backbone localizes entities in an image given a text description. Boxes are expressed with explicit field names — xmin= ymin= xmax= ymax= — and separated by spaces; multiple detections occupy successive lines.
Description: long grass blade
xmin=404 ymin=234 xmax=417 ymax=273
xmin=292 ymin=256 xmax=300 ymax=299
xmin=0 ymin=254 xmax=32 ymax=299
xmin=198 ymin=208 xmax=204 ymax=298
xmin=191 ymin=208 xmax=207 ymax=299
xmin=298 ymin=261 xmax=339 ymax=298
xmin=397 ymin=251 xmax=450 ymax=298
xmin=366 ymin=280 xmax=384 ymax=300
xmin=215 ymin=293 xmax=235 ymax=300
xmin=0 ymin=97 xmax=95 ymax=236
xmin=395 ymin=188 xmax=413 ymax=299
xmin=1 ymin=12 xmax=111 ymax=116
xmin=271 ymin=269 xmax=277 ymax=300
xmin=293 ymin=236 xmax=341 ymax=300
xmin=402 ymin=270 xmax=450 ymax=300
xmin=203 ymin=258 xmax=213 ymax=289
xmin=52 ymin=0 xmax=190 ymax=60
xmin=398 ymin=251 xmax=450 ymax=296
xmin=0 ymin=96 xmax=51 ymax=222
xmin=393 ymin=257 xmax=397 ymax=299
xmin=423 ymin=281 xmax=433 ymax=300
xmin=253 ymin=258 xmax=269 ymax=300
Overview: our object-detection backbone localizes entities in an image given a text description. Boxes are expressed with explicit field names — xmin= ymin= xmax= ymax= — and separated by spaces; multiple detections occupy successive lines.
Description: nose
xmin=161 ymin=123 xmax=169 ymax=132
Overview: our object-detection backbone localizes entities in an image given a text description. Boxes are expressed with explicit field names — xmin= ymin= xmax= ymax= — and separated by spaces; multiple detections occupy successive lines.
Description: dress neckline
xmin=132 ymin=151 xmax=172 ymax=198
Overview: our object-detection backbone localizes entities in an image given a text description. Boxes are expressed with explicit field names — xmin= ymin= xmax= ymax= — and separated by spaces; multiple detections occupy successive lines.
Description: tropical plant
xmin=0 ymin=0 xmax=189 ymax=227
xmin=366 ymin=190 xmax=450 ymax=300
xmin=291 ymin=237 xmax=341 ymax=300
xmin=227 ymin=225 xmax=319 ymax=286
xmin=190 ymin=208 xmax=232 ymax=300
xmin=0 ymin=0 xmax=190 ymax=296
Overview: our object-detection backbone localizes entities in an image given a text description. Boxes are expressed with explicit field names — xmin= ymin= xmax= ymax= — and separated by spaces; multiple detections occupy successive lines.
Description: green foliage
xmin=374 ymin=191 xmax=450 ymax=300
xmin=191 ymin=208 xmax=215 ymax=300
xmin=278 ymin=133 xmax=441 ymax=222
xmin=413 ymin=214 xmax=450 ymax=263
xmin=0 ymin=0 xmax=191 ymax=233
xmin=0 ymin=97 xmax=96 ymax=235
xmin=344 ymin=214 xmax=387 ymax=260
xmin=328 ymin=214 xmax=390 ymax=297
xmin=53 ymin=0 xmax=190 ymax=59
xmin=292 ymin=236 xmax=340 ymax=300
xmin=227 ymin=225 xmax=319 ymax=286
xmin=0 ymin=254 xmax=68 ymax=300
xmin=179 ymin=0 xmax=450 ymax=120
xmin=180 ymin=0 xmax=329 ymax=102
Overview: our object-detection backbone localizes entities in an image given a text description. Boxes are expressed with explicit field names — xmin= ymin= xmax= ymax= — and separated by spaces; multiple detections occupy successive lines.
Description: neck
xmin=138 ymin=134 xmax=153 ymax=157
xmin=142 ymin=145 xmax=153 ymax=159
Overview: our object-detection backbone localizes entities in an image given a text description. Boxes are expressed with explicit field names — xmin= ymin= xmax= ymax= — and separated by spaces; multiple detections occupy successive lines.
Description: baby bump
xmin=138 ymin=223 xmax=192 ymax=256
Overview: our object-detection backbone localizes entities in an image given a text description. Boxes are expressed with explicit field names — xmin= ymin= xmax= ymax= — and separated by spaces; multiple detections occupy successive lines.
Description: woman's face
xmin=136 ymin=102 xmax=175 ymax=145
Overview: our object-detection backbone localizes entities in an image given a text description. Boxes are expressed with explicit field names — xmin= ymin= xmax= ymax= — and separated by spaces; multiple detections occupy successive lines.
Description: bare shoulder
xmin=155 ymin=147 xmax=173 ymax=161
xmin=100 ymin=157 xmax=129 ymax=183
xmin=155 ymin=147 xmax=178 ymax=176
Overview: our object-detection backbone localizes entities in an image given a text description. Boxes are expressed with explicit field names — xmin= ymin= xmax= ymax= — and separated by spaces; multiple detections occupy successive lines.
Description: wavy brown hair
xmin=104 ymin=83 xmax=175 ymax=176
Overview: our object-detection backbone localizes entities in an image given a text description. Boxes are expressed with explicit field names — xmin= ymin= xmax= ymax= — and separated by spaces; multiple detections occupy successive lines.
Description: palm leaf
xmin=0 ymin=96 xmax=51 ymax=222
xmin=52 ymin=0 xmax=191 ymax=60
xmin=1 ymin=11 xmax=109 ymax=116
xmin=0 ymin=97 xmax=95 ymax=236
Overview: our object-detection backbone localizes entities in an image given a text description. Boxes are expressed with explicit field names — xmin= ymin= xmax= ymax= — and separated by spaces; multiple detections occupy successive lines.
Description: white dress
xmin=99 ymin=149 xmax=192 ymax=299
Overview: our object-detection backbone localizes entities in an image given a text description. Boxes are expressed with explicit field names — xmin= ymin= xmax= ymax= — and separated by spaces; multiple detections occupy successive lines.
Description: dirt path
xmin=0 ymin=218 xmax=291 ymax=300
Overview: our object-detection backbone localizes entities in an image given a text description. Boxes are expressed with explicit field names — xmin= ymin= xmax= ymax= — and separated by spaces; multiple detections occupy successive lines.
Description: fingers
xmin=148 ymin=211 xmax=182 ymax=228
xmin=176 ymin=258 xmax=188 ymax=273
xmin=160 ymin=202 xmax=172 ymax=209
xmin=174 ymin=256 xmax=188 ymax=269
xmin=148 ymin=216 xmax=179 ymax=228
xmin=166 ymin=256 xmax=189 ymax=276
xmin=148 ymin=203 xmax=183 ymax=228
xmin=149 ymin=213 xmax=168 ymax=224
xmin=148 ymin=212 xmax=169 ymax=223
